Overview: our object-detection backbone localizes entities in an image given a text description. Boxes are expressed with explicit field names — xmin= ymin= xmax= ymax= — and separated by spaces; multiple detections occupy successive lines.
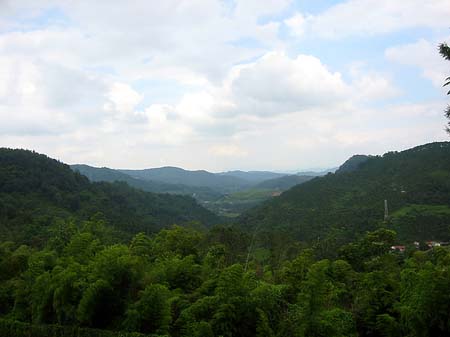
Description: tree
xmin=122 ymin=284 xmax=171 ymax=335
xmin=439 ymin=42 xmax=450 ymax=133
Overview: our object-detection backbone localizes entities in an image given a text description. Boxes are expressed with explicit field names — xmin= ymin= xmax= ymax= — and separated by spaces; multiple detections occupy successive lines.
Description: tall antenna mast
xmin=384 ymin=199 xmax=389 ymax=220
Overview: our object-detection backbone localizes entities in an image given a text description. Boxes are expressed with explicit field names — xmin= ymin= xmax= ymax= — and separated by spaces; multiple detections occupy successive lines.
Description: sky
xmin=0 ymin=0 xmax=449 ymax=172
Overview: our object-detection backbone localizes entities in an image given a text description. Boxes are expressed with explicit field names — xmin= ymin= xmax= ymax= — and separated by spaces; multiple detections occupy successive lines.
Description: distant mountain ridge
xmin=217 ymin=170 xmax=287 ymax=183
xmin=120 ymin=166 xmax=251 ymax=193
xmin=71 ymin=165 xmax=342 ymax=217
xmin=71 ymin=164 xmax=222 ymax=201
xmin=73 ymin=164 xmax=337 ymax=194
xmin=297 ymin=168 xmax=337 ymax=176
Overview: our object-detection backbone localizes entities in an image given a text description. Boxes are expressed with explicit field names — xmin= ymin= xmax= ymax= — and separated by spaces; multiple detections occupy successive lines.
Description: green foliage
xmin=77 ymin=279 xmax=114 ymax=328
xmin=390 ymin=204 xmax=450 ymax=241
xmin=4 ymin=222 xmax=450 ymax=336
xmin=151 ymin=226 xmax=203 ymax=259
xmin=240 ymin=142 xmax=450 ymax=243
xmin=0 ymin=318 xmax=153 ymax=337
xmin=118 ymin=166 xmax=250 ymax=194
xmin=0 ymin=148 xmax=221 ymax=246
xmin=71 ymin=164 xmax=223 ymax=203
xmin=204 ymin=174 xmax=314 ymax=217
xmin=439 ymin=42 xmax=450 ymax=132
xmin=3 ymin=144 xmax=450 ymax=337
xmin=123 ymin=284 xmax=171 ymax=335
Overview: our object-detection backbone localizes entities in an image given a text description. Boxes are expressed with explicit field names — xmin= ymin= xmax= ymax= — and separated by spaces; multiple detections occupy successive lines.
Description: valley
xmin=1 ymin=142 xmax=450 ymax=337
xmin=72 ymin=164 xmax=327 ymax=217
xmin=2 ymin=2 xmax=450 ymax=336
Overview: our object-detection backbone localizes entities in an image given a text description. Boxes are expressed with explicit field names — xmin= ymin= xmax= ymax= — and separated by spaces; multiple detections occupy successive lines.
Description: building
xmin=391 ymin=245 xmax=406 ymax=253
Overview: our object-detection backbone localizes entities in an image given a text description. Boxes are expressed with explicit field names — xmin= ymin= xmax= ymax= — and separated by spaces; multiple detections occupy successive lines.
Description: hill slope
xmin=335 ymin=155 xmax=370 ymax=174
xmin=218 ymin=170 xmax=287 ymax=183
xmin=71 ymin=164 xmax=222 ymax=201
xmin=255 ymin=174 xmax=315 ymax=190
xmin=120 ymin=167 xmax=251 ymax=193
xmin=0 ymin=149 xmax=221 ymax=245
xmin=239 ymin=142 xmax=450 ymax=243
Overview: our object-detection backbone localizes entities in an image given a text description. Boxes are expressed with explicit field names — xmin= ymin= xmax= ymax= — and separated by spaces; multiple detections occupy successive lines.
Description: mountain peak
xmin=336 ymin=155 xmax=371 ymax=174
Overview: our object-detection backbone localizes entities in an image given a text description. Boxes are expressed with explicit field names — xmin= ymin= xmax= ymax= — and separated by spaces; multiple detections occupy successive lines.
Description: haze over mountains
xmin=72 ymin=164 xmax=334 ymax=216
xmin=119 ymin=167 xmax=252 ymax=193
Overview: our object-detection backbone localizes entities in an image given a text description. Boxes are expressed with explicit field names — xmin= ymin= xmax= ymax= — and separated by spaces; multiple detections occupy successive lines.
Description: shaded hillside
xmin=71 ymin=164 xmax=222 ymax=201
xmin=120 ymin=166 xmax=251 ymax=193
xmin=0 ymin=149 xmax=221 ymax=245
xmin=240 ymin=142 xmax=450 ymax=243
xmin=255 ymin=174 xmax=315 ymax=190
xmin=335 ymin=155 xmax=370 ymax=174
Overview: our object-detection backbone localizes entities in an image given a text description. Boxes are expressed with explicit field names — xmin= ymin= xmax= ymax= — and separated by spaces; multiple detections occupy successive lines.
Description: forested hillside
xmin=335 ymin=155 xmax=370 ymax=174
xmin=0 ymin=149 xmax=220 ymax=245
xmin=2 ymin=143 xmax=450 ymax=337
xmin=217 ymin=170 xmax=286 ymax=183
xmin=240 ymin=142 xmax=450 ymax=244
xmin=71 ymin=164 xmax=222 ymax=201
xmin=255 ymin=174 xmax=314 ymax=190
xmin=120 ymin=167 xmax=251 ymax=193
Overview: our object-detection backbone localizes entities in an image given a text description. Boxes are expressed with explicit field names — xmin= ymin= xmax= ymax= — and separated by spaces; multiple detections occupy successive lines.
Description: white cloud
xmin=0 ymin=1 xmax=447 ymax=171
xmin=229 ymin=52 xmax=350 ymax=116
xmin=349 ymin=64 xmax=401 ymax=101
xmin=209 ymin=144 xmax=248 ymax=158
xmin=0 ymin=38 xmax=404 ymax=169
xmin=386 ymin=38 xmax=450 ymax=89
xmin=106 ymin=83 xmax=142 ymax=115
xmin=286 ymin=0 xmax=450 ymax=38
xmin=284 ymin=13 xmax=307 ymax=37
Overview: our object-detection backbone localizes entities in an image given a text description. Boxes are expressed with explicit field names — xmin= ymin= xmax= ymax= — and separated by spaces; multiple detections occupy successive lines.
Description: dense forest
xmin=0 ymin=149 xmax=220 ymax=246
xmin=240 ymin=142 xmax=450 ymax=245
xmin=1 ymin=143 xmax=450 ymax=337
xmin=2 ymin=221 xmax=450 ymax=337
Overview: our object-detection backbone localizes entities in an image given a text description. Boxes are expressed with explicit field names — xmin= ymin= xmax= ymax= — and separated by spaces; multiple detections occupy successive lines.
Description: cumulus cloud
xmin=229 ymin=52 xmax=349 ymax=116
xmin=0 ymin=1 xmax=447 ymax=170
xmin=157 ymin=52 xmax=398 ymax=124
xmin=106 ymin=83 xmax=142 ymax=115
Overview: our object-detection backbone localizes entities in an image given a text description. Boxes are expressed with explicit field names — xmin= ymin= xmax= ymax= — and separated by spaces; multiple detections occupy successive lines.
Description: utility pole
xmin=384 ymin=199 xmax=389 ymax=220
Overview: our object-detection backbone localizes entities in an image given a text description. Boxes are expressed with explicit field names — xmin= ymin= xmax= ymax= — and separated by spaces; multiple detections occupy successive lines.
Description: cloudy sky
xmin=1 ymin=0 xmax=449 ymax=171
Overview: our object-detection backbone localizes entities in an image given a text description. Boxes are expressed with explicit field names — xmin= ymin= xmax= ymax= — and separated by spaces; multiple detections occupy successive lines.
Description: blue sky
xmin=0 ymin=0 xmax=449 ymax=171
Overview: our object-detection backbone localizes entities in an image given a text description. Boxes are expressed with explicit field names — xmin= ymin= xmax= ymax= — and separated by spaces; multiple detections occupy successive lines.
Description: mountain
xmin=218 ymin=170 xmax=287 ymax=183
xmin=297 ymin=168 xmax=337 ymax=176
xmin=120 ymin=166 xmax=251 ymax=193
xmin=255 ymin=175 xmax=315 ymax=190
xmin=0 ymin=149 xmax=221 ymax=245
xmin=71 ymin=164 xmax=222 ymax=201
xmin=335 ymin=155 xmax=370 ymax=174
xmin=239 ymin=142 xmax=450 ymax=243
